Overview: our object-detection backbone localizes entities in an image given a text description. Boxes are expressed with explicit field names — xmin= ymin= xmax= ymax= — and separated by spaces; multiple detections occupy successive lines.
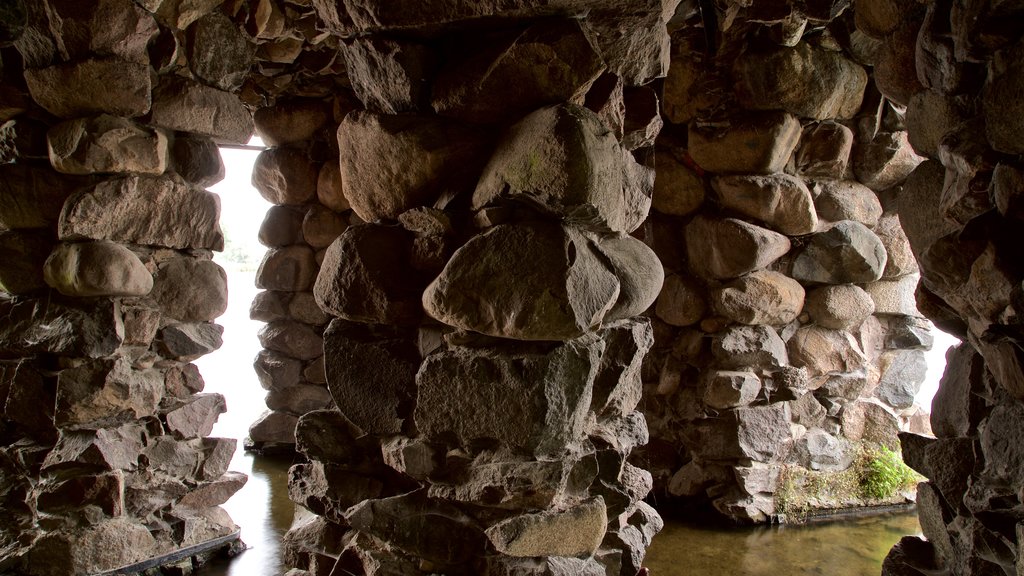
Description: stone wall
xmin=633 ymin=1 xmax=936 ymax=522
xmin=0 ymin=1 xmax=254 ymax=574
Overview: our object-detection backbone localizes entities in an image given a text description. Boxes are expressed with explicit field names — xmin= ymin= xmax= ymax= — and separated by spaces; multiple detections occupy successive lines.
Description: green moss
xmin=775 ymin=442 xmax=923 ymax=523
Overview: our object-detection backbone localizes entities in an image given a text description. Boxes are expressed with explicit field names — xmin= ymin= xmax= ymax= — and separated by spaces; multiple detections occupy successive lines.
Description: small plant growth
xmin=775 ymin=442 xmax=922 ymax=522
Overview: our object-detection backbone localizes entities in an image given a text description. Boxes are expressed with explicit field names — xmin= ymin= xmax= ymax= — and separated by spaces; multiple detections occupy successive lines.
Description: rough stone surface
xmin=688 ymin=112 xmax=801 ymax=174
xmin=341 ymin=36 xmax=433 ymax=114
xmin=788 ymin=325 xmax=868 ymax=378
xmin=791 ymin=221 xmax=887 ymax=284
xmin=474 ymin=104 xmax=650 ymax=234
xmin=652 ymin=148 xmax=705 ymax=216
xmin=150 ymin=77 xmax=253 ymax=144
xmin=44 ymin=241 xmax=153 ymax=298
xmin=338 ymin=110 xmax=487 ymax=223
xmin=685 ymin=216 xmax=791 ymax=280
xmin=812 ymin=180 xmax=883 ymax=228
xmin=712 ymin=271 xmax=805 ymax=326
xmin=151 ymin=258 xmax=228 ymax=323
xmin=24 ymin=58 xmax=152 ymax=119
xmin=254 ymin=100 xmax=331 ymax=148
xmin=314 ymin=224 xmax=424 ymax=327
xmin=734 ymin=42 xmax=868 ymax=120
xmin=875 ymin=350 xmax=928 ymax=409
xmin=252 ymin=148 xmax=319 ymax=206
xmin=59 ymin=176 xmax=224 ymax=251
xmin=256 ymin=246 xmax=317 ymax=292
xmin=47 ymin=115 xmax=168 ymax=176
xmin=186 ymin=12 xmax=255 ymax=92
xmin=485 ymin=497 xmax=607 ymax=557
xmin=804 ymin=284 xmax=876 ymax=330
xmin=713 ymin=173 xmax=817 ymax=236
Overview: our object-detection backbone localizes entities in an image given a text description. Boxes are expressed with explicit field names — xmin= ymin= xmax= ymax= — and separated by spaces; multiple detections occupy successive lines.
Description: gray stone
xmin=247 ymin=411 xmax=297 ymax=448
xmin=713 ymin=173 xmax=817 ymax=235
xmin=796 ymin=429 xmax=855 ymax=472
xmin=258 ymin=320 xmax=323 ymax=362
xmin=43 ymin=241 xmax=152 ymax=298
xmin=267 ymin=385 xmax=333 ymax=416
xmin=137 ymin=0 xmax=225 ymax=28
xmin=588 ymin=8 xmax=670 ymax=85
xmin=341 ymin=36 xmax=432 ymax=114
xmin=26 ymin=518 xmax=156 ymax=576
xmin=186 ymin=12 xmax=255 ymax=92
xmin=323 ymin=321 xmax=419 ymax=436
xmin=47 ymin=115 xmax=168 ymax=176
xmin=992 ymin=163 xmax=1024 ymax=222
xmin=316 ymin=161 xmax=350 ymax=213
xmin=295 ymin=409 xmax=361 ymax=464
xmin=985 ymin=39 xmax=1024 ymax=154
xmin=158 ymin=322 xmax=224 ymax=360
xmin=685 ymin=216 xmax=791 ymax=280
xmin=652 ymin=148 xmax=705 ymax=216
xmin=688 ymin=112 xmax=801 ymax=174
xmin=314 ymin=224 xmax=424 ymax=326
xmin=874 ymin=20 xmax=925 ymax=106
xmin=711 ymin=325 xmax=789 ymax=370
xmin=249 ymin=291 xmax=287 ymax=323
xmin=422 ymin=222 xmax=621 ymax=341
xmin=804 ymin=284 xmax=875 ymax=330
xmin=865 ymin=274 xmax=922 ymax=316
xmin=931 ymin=344 xmax=984 ymax=438
xmin=24 ymin=57 xmax=151 ymax=119
xmin=875 ymin=213 xmax=919 ymax=279
xmin=791 ymin=393 xmax=827 ymax=428
xmin=812 ymin=180 xmax=883 ymax=228
xmin=485 ymin=497 xmax=607 ymax=558
xmin=176 ymin=471 xmax=247 ymax=510
xmin=431 ymin=19 xmax=604 ymax=125
xmin=906 ymin=90 xmax=969 ymax=159
xmin=590 ymin=319 xmax=652 ymax=419
xmin=415 ymin=336 xmax=600 ymax=459
xmin=164 ymin=394 xmax=226 ymax=440
xmin=884 ymin=316 xmax=934 ymax=350
xmin=897 ymin=161 xmax=960 ymax=261
xmin=792 ymin=220 xmax=887 ymax=284
xmin=171 ymin=136 xmax=225 ymax=188
xmin=288 ymin=462 xmax=383 ymax=524
xmin=841 ymin=401 xmax=900 ymax=448
xmin=253 ymin=350 xmax=302 ymax=392
xmin=288 ymin=293 xmax=330 ymax=327
xmin=853 ymin=130 xmax=924 ymax=192
xmin=59 ymin=176 xmax=224 ymax=251
xmin=474 ymin=104 xmax=649 ymax=234
xmin=43 ymin=423 xmax=147 ymax=471
xmin=428 ymin=451 xmax=574 ymax=510
xmin=302 ymin=205 xmax=347 ymax=249
xmin=0 ymin=297 xmax=122 ymax=359
xmin=256 ymin=245 xmax=317 ymax=292
xmin=594 ymin=233 xmax=664 ymax=322
xmin=689 ymin=403 xmax=792 ymax=462
xmin=254 ymin=100 xmax=331 ymax=148
xmin=45 ymin=0 xmax=158 ymax=63
xmin=338 ymin=110 xmax=487 ymax=222
xmin=788 ymin=325 xmax=868 ymax=379
xmin=346 ymin=493 xmax=486 ymax=568
xmin=654 ymin=273 xmax=707 ymax=327
xmin=258 ymin=206 xmax=304 ymax=247
xmin=704 ymin=371 xmax=761 ymax=409
xmin=150 ymin=77 xmax=253 ymax=144
xmin=252 ymin=148 xmax=319 ymax=206
xmin=55 ymin=357 xmax=162 ymax=430
xmin=151 ymin=258 xmax=227 ymax=323
xmin=875 ymin=350 xmax=928 ymax=409
xmin=734 ymin=42 xmax=868 ymax=120
xmin=795 ymin=122 xmax=854 ymax=178
xmin=712 ymin=270 xmax=805 ymax=326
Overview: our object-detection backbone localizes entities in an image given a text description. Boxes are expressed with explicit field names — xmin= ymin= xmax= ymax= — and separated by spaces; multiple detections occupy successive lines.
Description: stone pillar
xmin=0 ymin=1 xmax=252 ymax=573
xmin=280 ymin=2 xmax=672 ymax=574
xmin=876 ymin=0 xmax=1024 ymax=574
xmin=637 ymin=3 xmax=934 ymax=522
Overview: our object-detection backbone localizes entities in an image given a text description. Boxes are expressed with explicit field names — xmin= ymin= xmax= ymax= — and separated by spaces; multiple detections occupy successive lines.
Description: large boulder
xmin=314 ymin=224 xmax=425 ymax=327
xmin=186 ymin=12 xmax=255 ymax=92
xmin=804 ymin=284 xmax=876 ymax=330
xmin=812 ymin=180 xmax=883 ymax=228
xmin=431 ymin=19 xmax=604 ymax=125
xmin=485 ymin=497 xmax=607 ymax=557
xmin=47 ymin=115 xmax=168 ymax=175
xmin=684 ymin=216 xmax=791 ymax=280
xmin=473 ymin=103 xmax=650 ymax=234
xmin=424 ymin=221 xmax=660 ymax=341
xmin=711 ymin=270 xmax=805 ymax=326
xmin=788 ymin=325 xmax=868 ymax=378
xmin=24 ymin=57 xmax=151 ymax=119
xmin=338 ymin=110 xmax=488 ymax=222
xmin=712 ymin=173 xmax=818 ymax=236
xmin=711 ymin=325 xmax=789 ymax=370
xmin=58 ymin=176 xmax=224 ymax=251
xmin=150 ymin=77 xmax=253 ymax=144
xmin=150 ymin=258 xmax=227 ymax=323
xmin=340 ymin=36 xmax=433 ymax=114
xmin=734 ymin=42 xmax=868 ymax=120
xmin=687 ymin=112 xmax=801 ymax=174
xmin=875 ymin=349 xmax=928 ymax=409
xmin=415 ymin=337 xmax=601 ymax=459
xmin=323 ymin=321 xmax=419 ymax=436
xmin=55 ymin=358 xmax=162 ymax=430
xmin=791 ymin=220 xmax=887 ymax=284
xmin=251 ymin=148 xmax=318 ymax=206
xmin=43 ymin=240 xmax=153 ymax=297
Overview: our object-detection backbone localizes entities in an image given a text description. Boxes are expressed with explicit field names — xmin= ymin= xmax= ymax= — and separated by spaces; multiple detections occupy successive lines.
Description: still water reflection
xmin=645 ymin=511 xmax=921 ymax=576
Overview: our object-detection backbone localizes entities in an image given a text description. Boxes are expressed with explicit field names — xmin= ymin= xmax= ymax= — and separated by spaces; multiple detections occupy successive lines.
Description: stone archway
xmin=1 ymin=0 xmax=1022 ymax=575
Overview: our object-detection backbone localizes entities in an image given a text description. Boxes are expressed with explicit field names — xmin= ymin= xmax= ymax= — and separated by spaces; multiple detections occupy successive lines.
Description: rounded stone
xmin=256 ymin=245 xmax=318 ymax=292
xmin=652 ymin=148 xmax=705 ymax=217
xmin=302 ymin=205 xmax=348 ymax=249
xmin=712 ymin=270 xmax=805 ymax=326
xmin=150 ymin=258 xmax=228 ymax=322
xmin=252 ymin=147 xmax=318 ymax=206
xmin=44 ymin=240 xmax=153 ymax=297
xmin=655 ymin=273 xmax=707 ymax=327
xmin=804 ymin=284 xmax=876 ymax=330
